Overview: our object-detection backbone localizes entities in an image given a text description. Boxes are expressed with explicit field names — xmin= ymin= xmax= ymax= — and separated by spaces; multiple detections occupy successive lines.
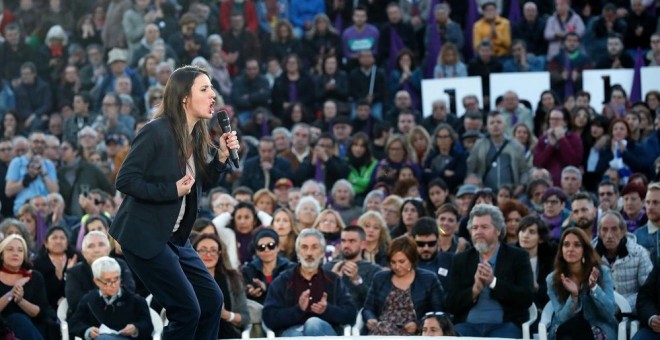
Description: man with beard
xmin=323 ymin=226 xmax=382 ymax=308
xmin=446 ymin=204 xmax=534 ymax=338
xmin=593 ymin=211 xmax=653 ymax=312
xmin=635 ymin=182 xmax=660 ymax=266
xmin=567 ymin=192 xmax=598 ymax=239
xmin=412 ymin=217 xmax=454 ymax=289
xmin=263 ymin=229 xmax=357 ymax=336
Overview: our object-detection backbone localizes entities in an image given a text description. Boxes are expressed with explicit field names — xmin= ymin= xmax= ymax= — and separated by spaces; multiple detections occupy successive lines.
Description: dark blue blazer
xmin=110 ymin=117 xmax=231 ymax=259
xmin=445 ymin=244 xmax=534 ymax=325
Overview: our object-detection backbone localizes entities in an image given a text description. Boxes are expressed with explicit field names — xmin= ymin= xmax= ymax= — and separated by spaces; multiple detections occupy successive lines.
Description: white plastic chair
xmin=241 ymin=324 xmax=253 ymax=339
xmin=522 ymin=303 xmax=538 ymax=339
xmin=262 ymin=320 xmax=351 ymax=338
xmin=613 ymin=291 xmax=631 ymax=340
xmin=352 ymin=308 xmax=364 ymax=336
xmin=150 ymin=307 xmax=164 ymax=340
xmin=537 ymin=301 xmax=554 ymax=340
xmin=57 ymin=299 xmax=70 ymax=340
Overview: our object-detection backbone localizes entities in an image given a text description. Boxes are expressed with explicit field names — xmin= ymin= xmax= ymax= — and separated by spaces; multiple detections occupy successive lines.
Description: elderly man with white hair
xmin=69 ymin=256 xmax=153 ymax=340
xmin=65 ymin=231 xmax=136 ymax=317
xmin=331 ymin=179 xmax=362 ymax=225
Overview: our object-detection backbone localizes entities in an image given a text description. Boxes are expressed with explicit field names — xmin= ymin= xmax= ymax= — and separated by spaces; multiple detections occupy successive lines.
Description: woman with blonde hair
xmin=0 ymin=234 xmax=50 ymax=339
xmin=271 ymin=208 xmax=299 ymax=261
xmin=512 ymin=122 xmax=537 ymax=166
xmin=312 ymin=209 xmax=346 ymax=262
xmin=433 ymin=42 xmax=467 ymax=78
xmin=357 ymin=211 xmax=391 ymax=267
xmin=407 ymin=126 xmax=432 ymax=168
xmin=253 ymin=189 xmax=277 ymax=216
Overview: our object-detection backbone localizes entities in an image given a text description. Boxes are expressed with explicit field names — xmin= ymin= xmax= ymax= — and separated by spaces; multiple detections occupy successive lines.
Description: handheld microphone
xmin=216 ymin=110 xmax=240 ymax=168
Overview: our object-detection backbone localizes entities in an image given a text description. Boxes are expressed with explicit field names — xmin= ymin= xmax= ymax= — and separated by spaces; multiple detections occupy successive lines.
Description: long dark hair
xmin=228 ymin=201 xmax=260 ymax=234
xmin=153 ymin=65 xmax=215 ymax=180
xmin=347 ymin=132 xmax=373 ymax=168
xmin=552 ymin=228 xmax=602 ymax=302
xmin=192 ymin=233 xmax=243 ymax=293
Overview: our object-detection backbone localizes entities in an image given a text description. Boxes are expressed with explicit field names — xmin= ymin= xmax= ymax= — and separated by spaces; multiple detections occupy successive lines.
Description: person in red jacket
xmin=533 ymin=108 xmax=583 ymax=186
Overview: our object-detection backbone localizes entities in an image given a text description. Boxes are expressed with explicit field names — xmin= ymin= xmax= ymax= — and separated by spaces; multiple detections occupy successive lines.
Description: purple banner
xmin=630 ymin=48 xmax=643 ymax=103
xmin=388 ymin=28 xmax=406 ymax=72
xmin=508 ymin=0 xmax=522 ymax=25
xmin=464 ymin=0 xmax=479 ymax=60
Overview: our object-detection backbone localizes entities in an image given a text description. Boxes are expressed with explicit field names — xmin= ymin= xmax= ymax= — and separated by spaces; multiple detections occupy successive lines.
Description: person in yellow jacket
xmin=472 ymin=1 xmax=511 ymax=57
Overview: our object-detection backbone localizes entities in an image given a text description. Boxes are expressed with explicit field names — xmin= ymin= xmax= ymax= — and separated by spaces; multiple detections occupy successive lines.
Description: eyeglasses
xmin=97 ymin=277 xmax=120 ymax=287
xmin=256 ymin=242 xmax=277 ymax=252
xmin=197 ymin=248 xmax=220 ymax=256
xmin=416 ymin=240 xmax=438 ymax=248
xmin=544 ymin=199 xmax=561 ymax=205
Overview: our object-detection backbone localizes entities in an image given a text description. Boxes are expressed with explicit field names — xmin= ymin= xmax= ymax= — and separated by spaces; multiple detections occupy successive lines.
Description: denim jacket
xmin=546 ymin=265 xmax=617 ymax=340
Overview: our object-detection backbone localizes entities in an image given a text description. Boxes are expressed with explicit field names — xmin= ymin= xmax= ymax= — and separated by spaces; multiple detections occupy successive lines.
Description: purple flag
xmin=288 ymin=81 xmax=298 ymax=103
xmin=261 ymin=115 xmax=269 ymax=137
xmin=564 ymin=52 xmax=574 ymax=99
xmin=424 ymin=0 xmax=441 ymax=77
xmin=314 ymin=160 xmax=324 ymax=182
xmin=388 ymin=28 xmax=406 ymax=72
xmin=333 ymin=14 xmax=343 ymax=33
xmin=508 ymin=0 xmax=522 ymax=25
xmin=630 ymin=48 xmax=643 ymax=103
xmin=464 ymin=0 xmax=479 ymax=60
xmin=403 ymin=81 xmax=421 ymax=110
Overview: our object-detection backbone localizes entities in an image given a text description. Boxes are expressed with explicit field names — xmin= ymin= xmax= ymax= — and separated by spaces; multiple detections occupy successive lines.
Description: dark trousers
xmin=123 ymin=240 xmax=223 ymax=340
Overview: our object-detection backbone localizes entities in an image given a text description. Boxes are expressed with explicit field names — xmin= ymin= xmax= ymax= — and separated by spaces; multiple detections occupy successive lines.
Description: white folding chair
xmin=522 ymin=303 xmax=538 ymax=339
xmin=150 ymin=307 xmax=164 ymax=340
xmin=241 ymin=324 xmax=252 ymax=339
xmin=261 ymin=320 xmax=351 ymax=338
xmin=537 ymin=301 xmax=554 ymax=340
xmin=57 ymin=299 xmax=70 ymax=340
xmin=352 ymin=308 xmax=364 ymax=336
xmin=613 ymin=291 xmax=631 ymax=340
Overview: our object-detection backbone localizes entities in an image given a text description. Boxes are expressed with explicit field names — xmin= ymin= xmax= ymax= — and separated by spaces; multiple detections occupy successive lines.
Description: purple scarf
xmin=630 ymin=48 xmax=644 ymax=102
xmin=315 ymin=159 xmax=324 ymax=182
xmin=424 ymin=0 xmax=441 ymax=78
xmin=563 ymin=52 xmax=575 ymax=98
xmin=288 ymin=80 xmax=298 ymax=103
xmin=388 ymin=28 xmax=406 ymax=72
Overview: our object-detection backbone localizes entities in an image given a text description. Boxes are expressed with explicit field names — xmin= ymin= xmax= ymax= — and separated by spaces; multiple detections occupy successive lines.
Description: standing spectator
xmin=0 ymin=24 xmax=36 ymax=82
xmin=468 ymin=111 xmax=529 ymax=192
xmin=472 ymin=1 xmax=511 ymax=57
xmin=544 ymin=0 xmax=585 ymax=60
xmin=503 ymin=40 xmax=545 ymax=72
xmin=624 ymin=0 xmax=655 ymax=51
xmin=230 ymin=58 xmax=271 ymax=124
xmin=167 ymin=13 xmax=209 ymax=66
xmin=219 ymin=0 xmax=258 ymax=33
xmin=267 ymin=20 xmax=304 ymax=63
xmin=546 ymin=228 xmax=617 ymax=340
xmin=379 ymin=2 xmax=415 ymax=71
xmin=289 ymin=0 xmax=325 ymax=37
xmin=512 ymin=2 xmax=547 ymax=57
xmin=271 ymin=54 xmax=315 ymax=117
xmin=238 ymin=137 xmax=292 ymax=192
xmin=12 ymin=62 xmax=52 ymax=132
xmin=595 ymin=34 xmax=634 ymax=69
xmin=57 ymin=141 xmax=112 ymax=216
xmin=533 ymin=108 xmax=583 ymax=186
xmin=5 ymin=132 xmax=59 ymax=216
xmin=468 ymin=41 xmax=502 ymax=109
xmin=445 ymin=204 xmax=534 ymax=338
xmin=101 ymin=0 xmax=131 ymax=49
xmin=341 ymin=6 xmax=379 ymax=64
xmin=348 ymin=50 xmax=386 ymax=122
xmin=548 ymin=33 xmax=592 ymax=100
xmin=500 ymin=91 xmax=533 ymax=136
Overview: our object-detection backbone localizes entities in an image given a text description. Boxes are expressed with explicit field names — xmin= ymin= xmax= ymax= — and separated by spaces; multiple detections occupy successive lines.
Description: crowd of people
xmin=0 ymin=0 xmax=657 ymax=339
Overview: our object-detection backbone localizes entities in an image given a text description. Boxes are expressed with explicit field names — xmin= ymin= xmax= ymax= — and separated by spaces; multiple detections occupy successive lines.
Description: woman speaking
xmin=109 ymin=65 xmax=239 ymax=340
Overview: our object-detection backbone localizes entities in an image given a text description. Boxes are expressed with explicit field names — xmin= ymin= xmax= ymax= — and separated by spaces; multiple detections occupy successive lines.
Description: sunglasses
xmin=256 ymin=242 xmax=278 ymax=252
xmin=416 ymin=240 xmax=438 ymax=248
xmin=424 ymin=311 xmax=453 ymax=320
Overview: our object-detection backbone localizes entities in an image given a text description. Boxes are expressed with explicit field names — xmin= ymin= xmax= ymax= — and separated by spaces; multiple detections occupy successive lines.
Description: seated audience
xmin=517 ymin=216 xmax=555 ymax=311
xmin=68 ymin=256 xmax=152 ymax=340
xmin=421 ymin=311 xmax=458 ymax=336
xmin=635 ymin=264 xmax=660 ymax=340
